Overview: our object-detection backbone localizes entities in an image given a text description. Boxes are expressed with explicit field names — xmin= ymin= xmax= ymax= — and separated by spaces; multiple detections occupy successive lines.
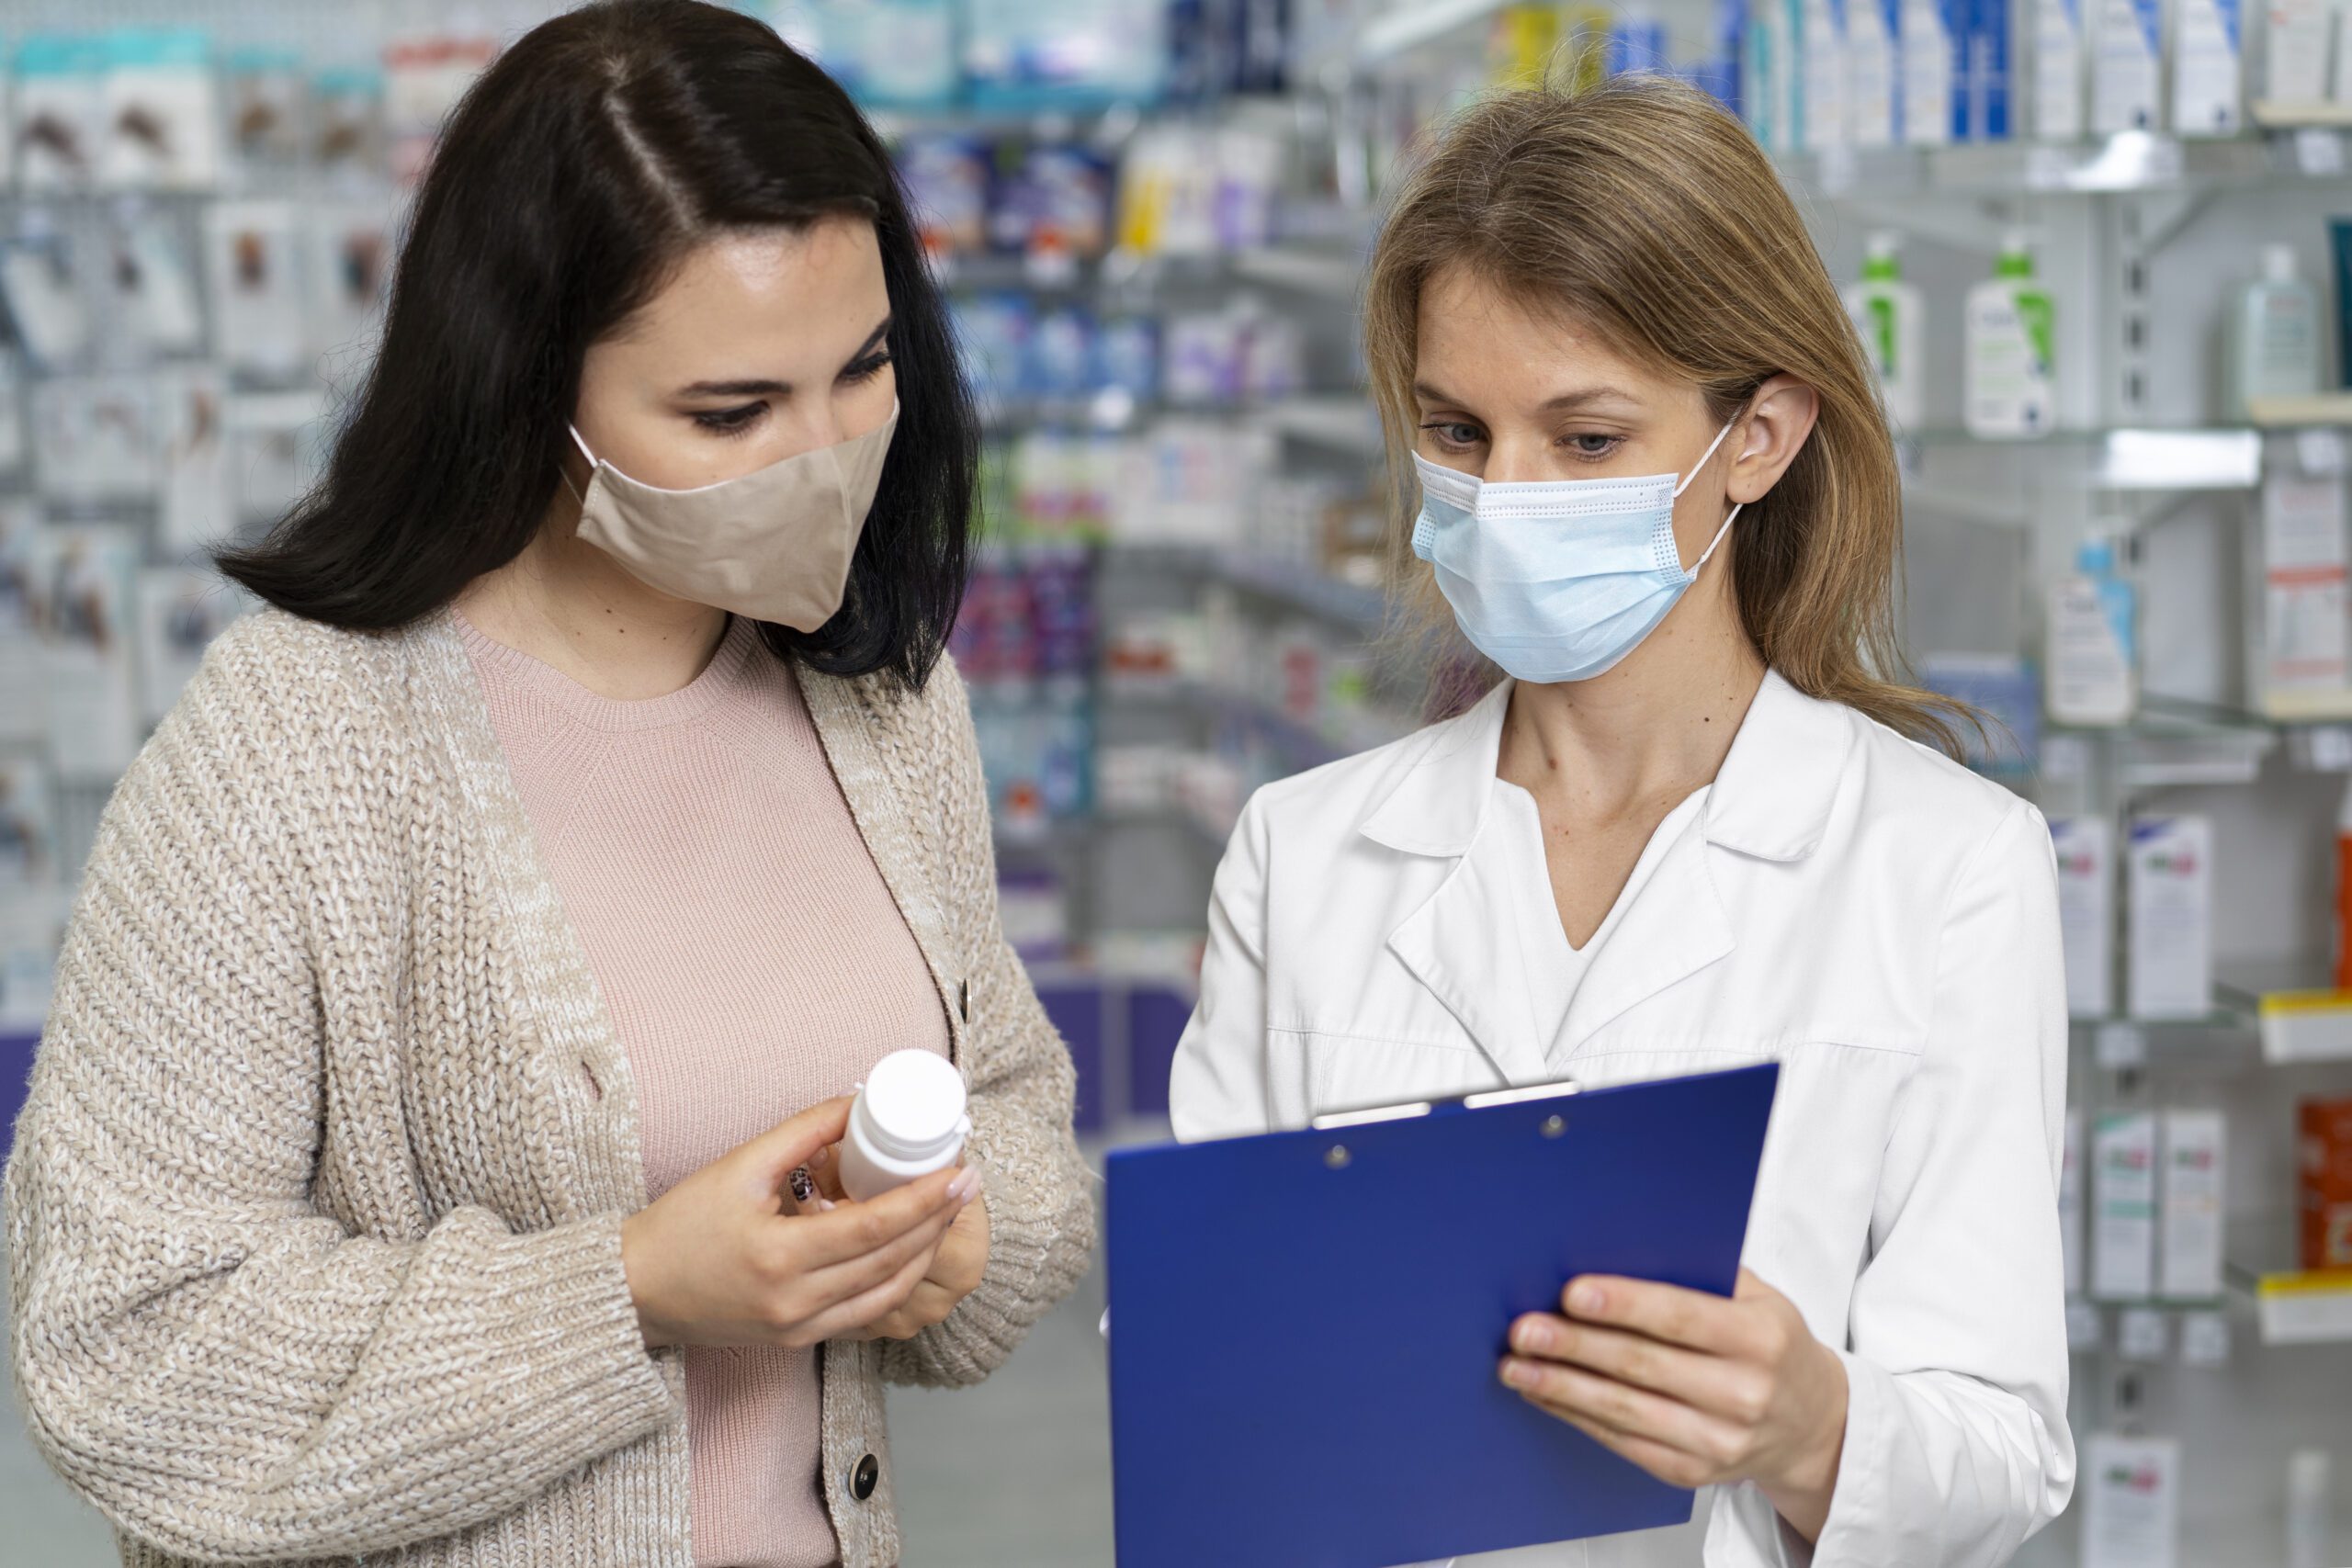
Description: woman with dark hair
xmin=3 ymin=6 xmax=1092 ymax=1568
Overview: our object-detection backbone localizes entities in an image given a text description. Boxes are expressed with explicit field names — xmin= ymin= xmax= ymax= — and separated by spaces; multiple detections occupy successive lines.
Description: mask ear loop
xmin=1669 ymin=414 xmax=1741 ymax=499
xmin=559 ymin=425 xmax=597 ymax=506
xmin=1673 ymin=412 xmax=1747 ymax=580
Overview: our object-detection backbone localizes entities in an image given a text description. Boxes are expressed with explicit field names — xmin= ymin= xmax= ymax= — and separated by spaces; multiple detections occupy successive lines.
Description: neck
xmin=452 ymin=491 xmax=732 ymax=702
xmin=1498 ymin=599 xmax=1766 ymax=820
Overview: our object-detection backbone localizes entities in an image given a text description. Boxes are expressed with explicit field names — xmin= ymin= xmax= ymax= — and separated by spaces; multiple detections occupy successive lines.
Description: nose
xmin=1479 ymin=433 xmax=1552 ymax=486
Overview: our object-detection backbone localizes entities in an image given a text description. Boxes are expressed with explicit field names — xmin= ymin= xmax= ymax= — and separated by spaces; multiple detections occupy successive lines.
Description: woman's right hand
xmin=619 ymin=1096 xmax=975 ymax=1349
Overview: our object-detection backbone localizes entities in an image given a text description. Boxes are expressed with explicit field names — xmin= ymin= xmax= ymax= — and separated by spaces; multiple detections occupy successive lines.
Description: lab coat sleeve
xmin=1168 ymin=791 xmax=1276 ymax=1142
xmin=1793 ymin=798 xmax=2075 ymax=1568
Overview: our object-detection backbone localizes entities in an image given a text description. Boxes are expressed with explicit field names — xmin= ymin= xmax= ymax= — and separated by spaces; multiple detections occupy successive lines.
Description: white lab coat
xmin=1170 ymin=671 xmax=2075 ymax=1568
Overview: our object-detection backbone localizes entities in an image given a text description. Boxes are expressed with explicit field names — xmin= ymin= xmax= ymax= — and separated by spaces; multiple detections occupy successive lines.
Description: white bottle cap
xmin=2264 ymin=244 xmax=2299 ymax=284
xmin=1866 ymin=231 xmax=1902 ymax=260
xmin=858 ymin=1049 xmax=967 ymax=1162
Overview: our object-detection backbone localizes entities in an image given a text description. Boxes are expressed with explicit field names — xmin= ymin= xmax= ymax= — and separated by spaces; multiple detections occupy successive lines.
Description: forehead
xmin=1414 ymin=260 xmax=1660 ymax=395
xmin=614 ymin=218 xmax=884 ymax=349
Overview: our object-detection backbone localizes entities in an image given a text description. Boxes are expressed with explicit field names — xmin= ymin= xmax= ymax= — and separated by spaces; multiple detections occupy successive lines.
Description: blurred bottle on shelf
xmin=1963 ymin=231 xmax=2056 ymax=438
xmin=1843 ymin=231 xmax=1925 ymax=430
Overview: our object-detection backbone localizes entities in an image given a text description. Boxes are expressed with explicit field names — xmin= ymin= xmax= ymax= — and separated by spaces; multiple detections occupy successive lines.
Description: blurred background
xmin=0 ymin=1 xmax=2349 ymax=1563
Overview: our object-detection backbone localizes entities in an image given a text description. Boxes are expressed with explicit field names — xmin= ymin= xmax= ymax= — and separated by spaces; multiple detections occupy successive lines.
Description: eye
xmin=1563 ymin=433 xmax=1623 ymax=460
xmin=692 ymin=402 xmax=765 ymax=436
xmin=1419 ymin=420 xmax=1484 ymax=451
xmin=842 ymin=348 xmax=894 ymax=385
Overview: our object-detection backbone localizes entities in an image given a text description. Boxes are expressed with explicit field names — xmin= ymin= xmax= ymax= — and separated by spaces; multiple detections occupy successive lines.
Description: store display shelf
xmin=2246 ymin=392 xmax=2352 ymax=429
xmin=2205 ymin=964 xmax=2352 ymax=1064
xmin=2249 ymin=101 xmax=2352 ymax=130
xmin=1269 ymin=394 xmax=1384 ymax=456
xmin=2237 ymin=1268 xmax=2352 ymax=1346
xmin=1109 ymin=678 xmax=1409 ymax=770
xmin=1780 ymin=130 xmax=2351 ymax=199
xmin=2048 ymin=702 xmax=2281 ymax=787
xmin=1232 ymin=243 xmax=1368 ymax=299
xmin=1110 ymin=544 xmax=1389 ymax=634
xmin=1102 ymin=803 xmax=1234 ymax=853
xmin=1347 ymin=0 xmax=1516 ymax=73
xmin=1901 ymin=426 xmax=2264 ymax=490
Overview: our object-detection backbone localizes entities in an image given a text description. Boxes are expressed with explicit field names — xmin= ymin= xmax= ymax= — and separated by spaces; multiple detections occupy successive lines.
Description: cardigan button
xmin=851 ymin=1452 xmax=879 ymax=1502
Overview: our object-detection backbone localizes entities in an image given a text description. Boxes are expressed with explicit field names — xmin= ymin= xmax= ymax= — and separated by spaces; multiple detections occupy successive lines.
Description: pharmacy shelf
xmin=1108 ymin=679 xmax=1412 ymax=771
xmin=1232 ymin=243 xmax=1368 ymax=299
xmin=2246 ymin=392 xmax=2352 ymax=429
xmin=2242 ymin=1269 xmax=2352 ymax=1346
xmin=1269 ymin=394 xmax=1385 ymax=457
xmin=1904 ymin=427 xmax=2265 ymax=490
xmin=1781 ymin=130 xmax=2352 ymax=200
xmin=1110 ymin=544 xmax=1389 ymax=635
xmin=1349 ymin=0 xmax=1515 ymax=73
xmin=2249 ymin=101 xmax=2352 ymax=130
xmin=2046 ymin=701 xmax=2282 ymax=788
xmin=2248 ymin=988 xmax=2352 ymax=1063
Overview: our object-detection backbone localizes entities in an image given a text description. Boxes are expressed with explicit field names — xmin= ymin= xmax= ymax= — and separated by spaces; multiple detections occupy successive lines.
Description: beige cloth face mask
xmin=564 ymin=400 xmax=899 ymax=631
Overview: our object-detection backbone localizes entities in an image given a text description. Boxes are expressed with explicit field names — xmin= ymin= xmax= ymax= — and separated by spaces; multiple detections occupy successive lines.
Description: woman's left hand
xmin=1500 ymin=1267 xmax=1849 ymax=1542
xmin=805 ymin=1145 xmax=991 ymax=1342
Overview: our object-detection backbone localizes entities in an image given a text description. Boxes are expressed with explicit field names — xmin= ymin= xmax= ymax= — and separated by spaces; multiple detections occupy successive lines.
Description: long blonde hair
xmin=1363 ymin=73 xmax=1960 ymax=754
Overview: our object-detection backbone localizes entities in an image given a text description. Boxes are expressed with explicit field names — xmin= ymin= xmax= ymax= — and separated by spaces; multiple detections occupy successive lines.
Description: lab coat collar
xmin=1355 ymin=669 xmax=1852 ymax=864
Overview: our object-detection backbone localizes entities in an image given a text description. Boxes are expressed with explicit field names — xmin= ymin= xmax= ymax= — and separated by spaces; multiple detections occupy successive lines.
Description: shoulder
xmin=1832 ymin=699 xmax=2052 ymax=889
xmin=1242 ymin=725 xmax=1439 ymax=832
xmin=134 ymin=607 xmax=439 ymax=826
xmin=184 ymin=606 xmax=416 ymax=726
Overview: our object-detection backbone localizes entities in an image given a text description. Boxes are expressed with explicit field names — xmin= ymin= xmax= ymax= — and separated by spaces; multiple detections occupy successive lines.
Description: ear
xmin=1724 ymin=374 xmax=1819 ymax=505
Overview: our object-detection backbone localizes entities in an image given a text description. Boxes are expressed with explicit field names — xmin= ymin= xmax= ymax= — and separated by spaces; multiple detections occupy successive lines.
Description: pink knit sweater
xmin=456 ymin=610 xmax=950 ymax=1568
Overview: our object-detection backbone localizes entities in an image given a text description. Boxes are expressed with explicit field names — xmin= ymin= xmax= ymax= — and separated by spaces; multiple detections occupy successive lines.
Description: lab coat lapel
xmin=1554 ymin=825 xmax=1732 ymax=1058
xmin=1385 ymin=827 xmax=1553 ymax=1089
xmin=1555 ymin=671 xmax=1855 ymax=1058
xmin=1360 ymin=680 xmax=1550 ymax=1088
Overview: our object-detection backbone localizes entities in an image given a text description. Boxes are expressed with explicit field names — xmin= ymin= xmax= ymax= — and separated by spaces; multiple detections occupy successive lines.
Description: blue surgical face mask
xmin=1411 ymin=418 xmax=1744 ymax=684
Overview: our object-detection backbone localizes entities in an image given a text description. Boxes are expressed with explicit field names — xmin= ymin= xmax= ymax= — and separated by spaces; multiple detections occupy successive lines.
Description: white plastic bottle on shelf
xmin=1843 ymin=232 xmax=1926 ymax=430
xmin=835 ymin=1048 xmax=970 ymax=1202
xmin=2047 ymin=532 xmax=2138 ymax=727
xmin=2226 ymin=244 xmax=2324 ymax=419
xmin=1964 ymin=230 xmax=2056 ymax=437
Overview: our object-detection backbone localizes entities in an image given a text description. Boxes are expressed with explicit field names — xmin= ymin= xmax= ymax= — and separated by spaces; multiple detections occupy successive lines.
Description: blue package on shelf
xmin=1025 ymin=305 xmax=1099 ymax=400
xmin=1606 ymin=17 xmax=1670 ymax=76
xmin=963 ymin=0 xmax=1170 ymax=110
xmin=950 ymin=292 xmax=1034 ymax=419
xmin=1095 ymin=316 xmax=1160 ymax=402
xmin=899 ymin=131 xmax=992 ymax=254
xmin=986 ymin=142 xmax=1114 ymax=259
xmin=1920 ymin=653 xmax=2041 ymax=774
xmin=1966 ymin=0 xmax=2010 ymax=139
xmin=816 ymin=0 xmax=961 ymax=110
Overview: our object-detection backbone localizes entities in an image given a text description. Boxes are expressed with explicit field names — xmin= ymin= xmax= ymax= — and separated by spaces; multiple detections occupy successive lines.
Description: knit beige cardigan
xmin=3 ymin=606 xmax=1096 ymax=1567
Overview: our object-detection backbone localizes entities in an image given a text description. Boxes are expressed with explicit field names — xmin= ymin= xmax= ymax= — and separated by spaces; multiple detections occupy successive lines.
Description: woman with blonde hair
xmin=1171 ymin=75 xmax=2072 ymax=1566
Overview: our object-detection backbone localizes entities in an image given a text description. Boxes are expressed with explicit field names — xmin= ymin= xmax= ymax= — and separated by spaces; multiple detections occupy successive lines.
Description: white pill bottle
xmin=836 ymin=1048 xmax=970 ymax=1201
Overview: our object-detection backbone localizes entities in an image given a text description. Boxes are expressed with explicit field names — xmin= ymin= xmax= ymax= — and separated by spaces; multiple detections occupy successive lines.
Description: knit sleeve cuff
xmin=880 ymin=1147 xmax=1093 ymax=1389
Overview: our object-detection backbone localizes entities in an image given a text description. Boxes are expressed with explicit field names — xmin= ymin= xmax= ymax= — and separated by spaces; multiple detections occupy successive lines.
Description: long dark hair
xmin=218 ymin=0 xmax=976 ymax=690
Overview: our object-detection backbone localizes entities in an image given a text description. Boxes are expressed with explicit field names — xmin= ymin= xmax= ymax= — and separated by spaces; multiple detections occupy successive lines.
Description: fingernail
xmin=1501 ymin=1360 xmax=1532 ymax=1389
xmin=948 ymin=1168 xmax=981 ymax=1203
xmin=1569 ymin=1281 xmax=1602 ymax=1314
xmin=1516 ymin=1322 xmax=1552 ymax=1355
xmin=809 ymin=1145 xmax=831 ymax=1168
xmin=816 ymin=1197 xmax=837 ymax=1213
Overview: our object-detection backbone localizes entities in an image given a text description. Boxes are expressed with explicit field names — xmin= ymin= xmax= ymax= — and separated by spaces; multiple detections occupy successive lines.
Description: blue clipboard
xmin=1105 ymin=1062 xmax=1778 ymax=1568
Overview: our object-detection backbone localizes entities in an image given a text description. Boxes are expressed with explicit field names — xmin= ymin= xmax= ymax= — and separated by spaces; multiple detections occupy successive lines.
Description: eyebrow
xmin=675 ymin=316 xmax=893 ymax=399
xmin=1413 ymin=380 xmax=1638 ymax=413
